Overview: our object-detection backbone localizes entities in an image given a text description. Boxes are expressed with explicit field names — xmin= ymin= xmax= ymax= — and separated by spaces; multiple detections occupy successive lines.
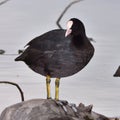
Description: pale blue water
xmin=0 ymin=0 xmax=120 ymax=117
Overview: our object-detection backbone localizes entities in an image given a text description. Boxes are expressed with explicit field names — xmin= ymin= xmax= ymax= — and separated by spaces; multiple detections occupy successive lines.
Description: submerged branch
xmin=56 ymin=0 xmax=83 ymax=29
xmin=0 ymin=81 xmax=24 ymax=102
xmin=0 ymin=0 xmax=10 ymax=6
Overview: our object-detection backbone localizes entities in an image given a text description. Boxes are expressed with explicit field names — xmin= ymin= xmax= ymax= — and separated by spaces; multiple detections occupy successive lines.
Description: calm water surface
xmin=0 ymin=0 xmax=120 ymax=117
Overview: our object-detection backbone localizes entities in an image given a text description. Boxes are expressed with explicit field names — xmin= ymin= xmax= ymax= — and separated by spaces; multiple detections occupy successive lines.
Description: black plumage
xmin=15 ymin=18 xmax=94 ymax=78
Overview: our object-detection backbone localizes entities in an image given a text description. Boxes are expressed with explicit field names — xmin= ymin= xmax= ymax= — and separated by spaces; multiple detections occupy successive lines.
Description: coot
xmin=15 ymin=18 xmax=94 ymax=100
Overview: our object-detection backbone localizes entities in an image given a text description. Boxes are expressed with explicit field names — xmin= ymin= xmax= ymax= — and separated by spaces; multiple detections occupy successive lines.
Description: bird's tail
xmin=15 ymin=51 xmax=27 ymax=61
xmin=15 ymin=55 xmax=23 ymax=61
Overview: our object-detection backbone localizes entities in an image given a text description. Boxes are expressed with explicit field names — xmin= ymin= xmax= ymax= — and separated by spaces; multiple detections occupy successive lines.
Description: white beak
xmin=65 ymin=20 xmax=73 ymax=37
xmin=65 ymin=28 xmax=72 ymax=37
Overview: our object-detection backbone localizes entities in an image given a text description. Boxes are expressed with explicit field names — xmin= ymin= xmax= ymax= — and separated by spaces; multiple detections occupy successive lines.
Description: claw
xmin=55 ymin=100 xmax=68 ymax=113
xmin=54 ymin=100 xmax=79 ymax=117
xmin=68 ymin=103 xmax=78 ymax=113
xmin=68 ymin=103 xmax=79 ymax=117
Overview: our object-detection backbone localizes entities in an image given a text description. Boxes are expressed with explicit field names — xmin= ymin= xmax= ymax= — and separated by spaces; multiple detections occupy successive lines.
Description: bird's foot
xmin=55 ymin=100 xmax=79 ymax=117
xmin=68 ymin=103 xmax=79 ymax=117
xmin=55 ymin=100 xmax=68 ymax=113
xmin=47 ymin=97 xmax=52 ymax=99
xmin=68 ymin=103 xmax=77 ymax=113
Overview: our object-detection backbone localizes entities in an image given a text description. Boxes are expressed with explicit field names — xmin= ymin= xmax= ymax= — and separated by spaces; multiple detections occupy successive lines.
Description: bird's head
xmin=65 ymin=18 xmax=86 ymax=37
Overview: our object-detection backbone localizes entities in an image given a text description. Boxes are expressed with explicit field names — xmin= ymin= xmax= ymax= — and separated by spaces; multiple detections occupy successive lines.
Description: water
xmin=0 ymin=0 xmax=120 ymax=117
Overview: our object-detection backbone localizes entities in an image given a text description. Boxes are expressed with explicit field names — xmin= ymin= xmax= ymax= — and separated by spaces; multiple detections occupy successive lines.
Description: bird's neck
xmin=72 ymin=35 xmax=86 ymax=48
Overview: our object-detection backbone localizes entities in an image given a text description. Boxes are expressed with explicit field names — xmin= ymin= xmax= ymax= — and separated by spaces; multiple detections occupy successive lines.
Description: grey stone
xmin=0 ymin=99 xmax=111 ymax=120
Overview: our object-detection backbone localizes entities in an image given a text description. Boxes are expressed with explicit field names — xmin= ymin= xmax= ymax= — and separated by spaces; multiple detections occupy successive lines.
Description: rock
xmin=0 ymin=99 xmax=110 ymax=120
xmin=114 ymin=66 xmax=120 ymax=77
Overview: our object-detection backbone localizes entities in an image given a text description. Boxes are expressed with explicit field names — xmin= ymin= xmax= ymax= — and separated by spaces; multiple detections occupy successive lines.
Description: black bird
xmin=15 ymin=18 xmax=94 ymax=100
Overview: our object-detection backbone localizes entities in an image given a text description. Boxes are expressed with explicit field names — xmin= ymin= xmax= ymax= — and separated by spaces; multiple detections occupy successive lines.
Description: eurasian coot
xmin=15 ymin=18 xmax=94 ymax=100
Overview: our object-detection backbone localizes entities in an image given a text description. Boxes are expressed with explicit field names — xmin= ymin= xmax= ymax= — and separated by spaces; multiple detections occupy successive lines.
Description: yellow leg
xmin=46 ymin=75 xmax=51 ymax=99
xmin=55 ymin=78 xmax=60 ymax=100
